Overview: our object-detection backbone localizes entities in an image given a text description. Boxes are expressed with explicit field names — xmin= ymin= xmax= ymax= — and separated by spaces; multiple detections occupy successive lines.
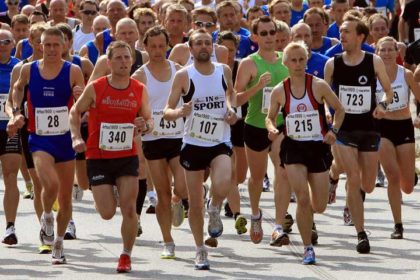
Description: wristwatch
xmin=330 ymin=127 xmax=339 ymax=136
xmin=12 ymin=107 xmax=21 ymax=114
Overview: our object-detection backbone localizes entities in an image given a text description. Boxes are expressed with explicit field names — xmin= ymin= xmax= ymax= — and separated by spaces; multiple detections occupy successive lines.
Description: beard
xmin=196 ymin=51 xmax=211 ymax=63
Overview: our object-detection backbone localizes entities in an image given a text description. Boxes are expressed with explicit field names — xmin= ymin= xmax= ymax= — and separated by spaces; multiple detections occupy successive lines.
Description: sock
xmin=136 ymin=179 xmax=147 ymax=215
xmin=56 ymin=236 xmax=64 ymax=242
xmin=274 ymin=224 xmax=283 ymax=232
xmin=196 ymin=245 xmax=205 ymax=252
xmin=43 ymin=211 xmax=53 ymax=218
xmin=251 ymin=210 xmax=261 ymax=220
xmin=208 ymin=202 xmax=218 ymax=212
xmin=233 ymin=212 xmax=240 ymax=220
xmin=122 ymin=248 xmax=131 ymax=256
xmin=304 ymin=245 xmax=313 ymax=250
xmin=6 ymin=222 xmax=14 ymax=229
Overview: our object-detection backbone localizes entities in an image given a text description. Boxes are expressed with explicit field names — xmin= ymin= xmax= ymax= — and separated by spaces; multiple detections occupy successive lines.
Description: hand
xmin=373 ymin=104 xmax=386 ymax=119
xmin=134 ymin=117 xmax=146 ymax=134
xmin=72 ymin=137 xmax=86 ymax=153
xmin=323 ymin=131 xmax=336 ymax=145
xmin=73 ymin=85 xmax=84 ymax=100
xmin=258 ymin=71 xmax=272 ymax=89
xmin=267 ymin=127 xmax=279 ymax=141
xmin=224 ymin=109 xmax=237 ymax=125
xmin=414 ymin=116 xmax=420 ymax=129
xmin=6 ymin=114 xmax=25 ymax=137
xmin=178 ymin=101 xmax=192 ymax=118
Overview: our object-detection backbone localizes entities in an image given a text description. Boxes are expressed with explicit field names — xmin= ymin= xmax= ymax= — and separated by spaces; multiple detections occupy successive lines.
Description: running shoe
xmin=207 ymin=202 xmax=223 ymax=238
xmin=235 ymin=214 xmax=247 ymax=235
xmin=52 ymin=240 xmax=66 ymax=264
xmin=195 ymin=249 xmax=210 ymax=270
xmin=171 ymin=200 xmax=185 ymax=227
xmin=224 ymin=202 xmax=233 ymax=217
xmin=137 ymin=221 xmax=143 ymax=237
xmin=343 ymin=207 xmax=354 ymax=226
xmin=375 ymin=168 xmax=385 ymax=187
xmin=40 ymin=213 xmax=55 ymax=246
xmin=146 ymin=196 xmax=157 ymax=214
xmin=72 ymin=184 xmax=84 ymax=201
xmin=64 ymin=221 xmax=76 ymax=240
xmin=391 ymin=223 xmax=403 ymax=239
xmin=263 ymin=174 xmax=270 ymax=192
xmin=328 ymin=179 xmax=338 ymax=204
xmin=117 ymin=254 xmax=132 ymax=273
xmin=283 ymin=213 xmax=294 ymax=233
xmin=23 ymin=182 xmax=34 ymax=199
xmin=290 ymin=192 xmax=297 ymax=203
xmin=2 ymin=225 xmax=17 ymax=245
xmin=250 ymin=210 xmax=263 ymax=244
xmin=38 ymin=244 xmax=52 ymax=254
xmin=356 ymin=231 xmax=370 ymax=253
xmin=270 ymin=228 xmax=290 ymax=247
xmin=160 ymin=243 xmax=176 ymax=259
xmin=302 ymin=247 xmax=316 ymax=265
xmin=311 ymin=223 xmax=318 ymax=245
xmin=204 ymin=236 xmax=218 ymax=248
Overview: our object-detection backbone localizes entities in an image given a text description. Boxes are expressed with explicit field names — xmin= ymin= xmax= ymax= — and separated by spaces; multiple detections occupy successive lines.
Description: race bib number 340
xmin=339 ymin=85 xmax=371 ymax=114
xmin=286 ymin=111 xmax=322 ymax=141
xmin=189 ymin=112 xmax=224 ymax=143
xmin=35 ymin=106 xmax=69 ymax=135
xmin=99 ymin=123 xmax=134 ymax=151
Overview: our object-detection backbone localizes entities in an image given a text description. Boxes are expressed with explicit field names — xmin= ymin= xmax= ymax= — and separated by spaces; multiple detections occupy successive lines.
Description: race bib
xmin=0 ymin=94 xmax=8 ymax=121
xmin=339 ymin=85 xmax=372 ymax=114
xmin=286 ymin=111 xmax=322 ymax=141
xmin=376 ymin=84 xmax=407 ymax=112
xmin=99 ymin=123 xmax=134 ymax=151
xmin=35 ymin=106 xmax=69 ymax=135
xmin=151 ymin=109 xmax=183 ymax=137
xmin=261 ymin=87 xmax=273 ymax=114
xmin=189 ymin=112 xmax=224 ymax=143
xmin=415 ymin=28 xmax=420 ymax=42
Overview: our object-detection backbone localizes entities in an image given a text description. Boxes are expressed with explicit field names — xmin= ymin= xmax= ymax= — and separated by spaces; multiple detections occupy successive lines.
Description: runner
xmin=375 ymin=36 xmax=420 ymax=239
xmin=0 ymin=29 xmax=21 ymax=246
xmin=132 ymin=26 xmax=188 ymax=258
xmin=9 ymin=27 xmax=85 ymax=263
xmin=163 ymin=29 xmax=237 ymax=270
xmin=235 ymin=15 xmax=291 ymax=245
xmin=266 ymin=41 xmax=344 ymax=264
xmin=324 ymin=14 xmax=394 ymax=253
xmin=69 ymin=40 xmax=153 ymax=273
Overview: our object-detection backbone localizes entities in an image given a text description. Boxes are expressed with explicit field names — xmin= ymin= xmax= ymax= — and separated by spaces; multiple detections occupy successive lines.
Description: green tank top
xmin=245 ymin=52 xmax=289 ymax=129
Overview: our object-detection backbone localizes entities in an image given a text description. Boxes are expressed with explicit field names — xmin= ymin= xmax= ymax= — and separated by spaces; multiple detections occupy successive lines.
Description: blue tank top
xmin=21 ymin=39 xmax=33 ymax=60
xmin=327 ymin=22 xmax=340 ymax=40
xmin=102 ymin=29 xmax=113 ymax=54
xmin=86 ymin=40 xmax=99 ymax=65
xmin=306 ymin=52 xmax=328 ymax=79
xmin=291 ymin=3 xmax=308 ymax=27
xmin=72 ymin=55 xmax=82 ymax=68
xmin=312 ymin=37 xmax=333 ymax=55
xmin=0 ymin=56 xmax=20 ymax=129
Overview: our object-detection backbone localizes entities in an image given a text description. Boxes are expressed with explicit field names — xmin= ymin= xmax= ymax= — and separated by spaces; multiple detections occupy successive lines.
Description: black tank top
xmin=130 ymin=50 xmax=143 ymax=75
xmin=332 ymin=52 xmax=377 ymax=132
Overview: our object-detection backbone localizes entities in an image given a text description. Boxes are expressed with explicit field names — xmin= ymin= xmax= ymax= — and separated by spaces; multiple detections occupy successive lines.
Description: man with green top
xmin=235 ymin=15 xmax=292 ymax=246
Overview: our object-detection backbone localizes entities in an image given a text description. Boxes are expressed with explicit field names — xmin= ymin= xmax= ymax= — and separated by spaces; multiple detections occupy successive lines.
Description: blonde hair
xmin=282 ymin=41 xmax=309 ymax=63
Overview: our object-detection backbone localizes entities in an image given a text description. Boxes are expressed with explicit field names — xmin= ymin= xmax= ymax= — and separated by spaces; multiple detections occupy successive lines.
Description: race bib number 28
xmin=99 ymin=123 xmax=134 ymax=151
xmin=35 ymin=106 xmax=69 ymax=135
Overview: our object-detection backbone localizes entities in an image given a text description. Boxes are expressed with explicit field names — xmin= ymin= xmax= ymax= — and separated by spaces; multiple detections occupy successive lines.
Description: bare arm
xmin=6 ymin=62 xmax=23 ymax=118
xmin=234 ymin=58 xmax=265 ymax=106
xmin=374 ymin=54 xmax=393 ymax=104
xmin=316 ymin=79 xmax=344 ymax=131
xmin=79 ymin=45 xmax=88 ymax=59
xmin=80 ymin=57 xmax=94 ymax=81
xmin=87 ymin=55 xmax=109 ymax=84
xmin=265 ymin=85 xmax=284 ymax=141
xmin=70 ymin=65 xmax=86 ymax=100
xmin=167 ymin=44 xmax=189 ymax=66
xmin=222 ymin=64 xmax=235 ymax=109
xmin=163 ymin=70 xmax=191 ymax=121
xmin=15 ymin=40 xmax=23 ymax=60
xmin=12 ymin=63 xmax=30 ymax=111
xmin=406 ymin=68 xmax=420 ymax=103
xmin=216 ymin=44 xmax=229 ymax=65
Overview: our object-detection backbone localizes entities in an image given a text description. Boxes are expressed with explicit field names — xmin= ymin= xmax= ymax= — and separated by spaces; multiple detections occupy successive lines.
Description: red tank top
xmin=86 ymin=76 xmax=143 ymax=159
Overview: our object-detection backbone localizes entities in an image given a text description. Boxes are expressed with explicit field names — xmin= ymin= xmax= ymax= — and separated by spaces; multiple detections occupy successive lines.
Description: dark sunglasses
xmin=0 ymin=39 xmax=13 ymax=46
xmin=259 ymin=29 xmax=276 ymax=37
xmin=194 ymin=21 xmax=215 ymax=28
xmin=7 ymin=1 xmax=19 ymax=5
xmin=81 ymin=10 xmax=98 ymax=16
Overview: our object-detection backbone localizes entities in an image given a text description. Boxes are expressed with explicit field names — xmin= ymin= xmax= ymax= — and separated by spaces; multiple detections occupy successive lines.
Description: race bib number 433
xmin=339 ymin=85 xmax=371 ymax=114
xmin=35 ymin=106 xmax=69 ymax=135
xmin=99 ymin=123 xmax=134 ymax=151
xmin=189 ymin=112 xmax=224 ymax=143
xmin=286 ymin=111 xmax=322 ymax=141
xmin=152 ymin=109 xmax=183 ymax=137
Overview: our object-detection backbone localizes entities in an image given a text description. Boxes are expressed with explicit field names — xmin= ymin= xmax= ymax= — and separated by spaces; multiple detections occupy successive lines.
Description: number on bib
xmin=189 ymin=112 xmax=224 ymax=143
xmin=286 ymin=111 xmax=322 ymax=141
xmin=339 ymin=85 xmax=371 ymax=114
xmin=35 ymin=106 xmax=69 ymax=135
xmin=151 ymin=109 xmax=183 ymax=137
xmin=376 ymin=83 xmax=407 ymax=112
xmin=99 ymin=123 xmax=134 ymax=151
xmin=0 ymin=94 xmax=8 ymax=121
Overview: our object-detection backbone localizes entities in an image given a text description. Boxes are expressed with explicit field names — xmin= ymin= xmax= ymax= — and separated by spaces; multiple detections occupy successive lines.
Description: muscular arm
xmin=80 ymin=57 xmax=94 ymax=81
xmin=131 ymin=67 xmax=147 ymax=84
xmin=87 ymin=55 xmax=109 ymax=84
xmin=138 ymin=86 xmax=153 ymax=132
xmin=79 ymin=44 xmax=88 ymax=59
xmin=374 ymin=54 xmax=393 ymax=104
xmin=12 ymin=63 xmax=30 ymax=110
xmin=222 ymin=64 xmax=235 ymax=109
xmin=15 ymin=40 xmax=23 ymax=60
xmin=167 ymin=44 xmax=189 ymax=66
xmin=216 ymin=44 xmax=229 ymax=65
xmin=70 ymin=65 xmax=86 ymax=100
xmin=406 ymin=68 xmax=420 ymax=102
xmin=69 ymin=83 xmax=96 ymax=141
xmin=265 ymin=84 xmax=284 ymax=133
xmin=234 ymin=58 xmax=261 ymax=106
xmin=6 ymin=62 xmax=23 ymax=118
xmin=164 ymin=70 xmax=189 ymax=121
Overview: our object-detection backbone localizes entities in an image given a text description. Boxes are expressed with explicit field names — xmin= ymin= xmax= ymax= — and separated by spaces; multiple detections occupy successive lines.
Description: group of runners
xmin=1 ymin=0 xmax=420 ymax=273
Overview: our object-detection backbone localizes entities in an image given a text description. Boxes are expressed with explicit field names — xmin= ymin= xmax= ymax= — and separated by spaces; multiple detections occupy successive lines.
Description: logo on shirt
xmin=358 ymin=75 xmax=368 ymax=85
xmin=102 ymin=96 xmax=138 ymax=109
xmin=297 ymin=103 xmax=307 ymax=112
xmin=193 ymin=96 xmax=225 ymax=111
xmin=129 ymin=92 xmax=134 ymax=97
xmin=43 ymin=87 xmax=55 ymax=97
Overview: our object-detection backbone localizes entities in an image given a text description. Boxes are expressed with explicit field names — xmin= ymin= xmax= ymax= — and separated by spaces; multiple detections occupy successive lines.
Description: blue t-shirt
xmin=291 ymin=3 xmax=309 ymax=27
xmin=21 ymin=39 xmax=33 ymax=60
xmin=324 ymin=42 xmax=375 ymax=57
xmin=0 ymin=56 xmax=20 ymax=129
xmin=375 ymin=0 xmax=395 ymax=11
xmin=0 ymin=0 xmax=7 ymax=13
xmin=312 ymin=37 xmax=334 ymax=55
xmin=213 ymin=30 xmax=253 ymax=59
xmin=327 ymin=22 xmax=340 ymax=40
xmin=306 ymin=52 xmax=328 ymax=79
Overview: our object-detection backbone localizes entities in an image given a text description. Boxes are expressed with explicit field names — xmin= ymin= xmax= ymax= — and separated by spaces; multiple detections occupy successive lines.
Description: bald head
xmin=93 ymin=15 xmax=111 ymax=35
xmin=49 ymin=0 xmax=67 ymax=22
xmin=0 ymin=29 xmax=14 ymax=40
xmin=21 ymin=5 xmax=35 ymax=17
xmin=50 ymin=0 xmax=67 ymax=9
xmin=115 ymin=18 xmax=139 ymax=47
xmin=116 ymin=18 xmax=137 ymax=32
xmin=0 ymin=30 xmax=15 ymax=59
xmin=291 ymin=22 xmax=312 ymax=48
xmin=107 ymin=0 xmax=127 ymax=27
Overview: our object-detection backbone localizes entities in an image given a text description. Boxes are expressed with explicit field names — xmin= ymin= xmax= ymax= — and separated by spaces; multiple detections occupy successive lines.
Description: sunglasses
xmin=81 ymin=10 xmax=97 ymax=16
xmin=7 ymin=1 xmax=19 ymax=5
xmin=0 ymin=39 xmax=13 ymax=46
xmin=259 ymin=29 xmax=276 ymax=37
xmin=194 ymin=21 xmax=215 ymax=28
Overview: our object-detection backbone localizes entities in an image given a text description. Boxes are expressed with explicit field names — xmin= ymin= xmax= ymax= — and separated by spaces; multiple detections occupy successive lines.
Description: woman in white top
xmin=375 ymin=36 xmax=420 ymax=239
